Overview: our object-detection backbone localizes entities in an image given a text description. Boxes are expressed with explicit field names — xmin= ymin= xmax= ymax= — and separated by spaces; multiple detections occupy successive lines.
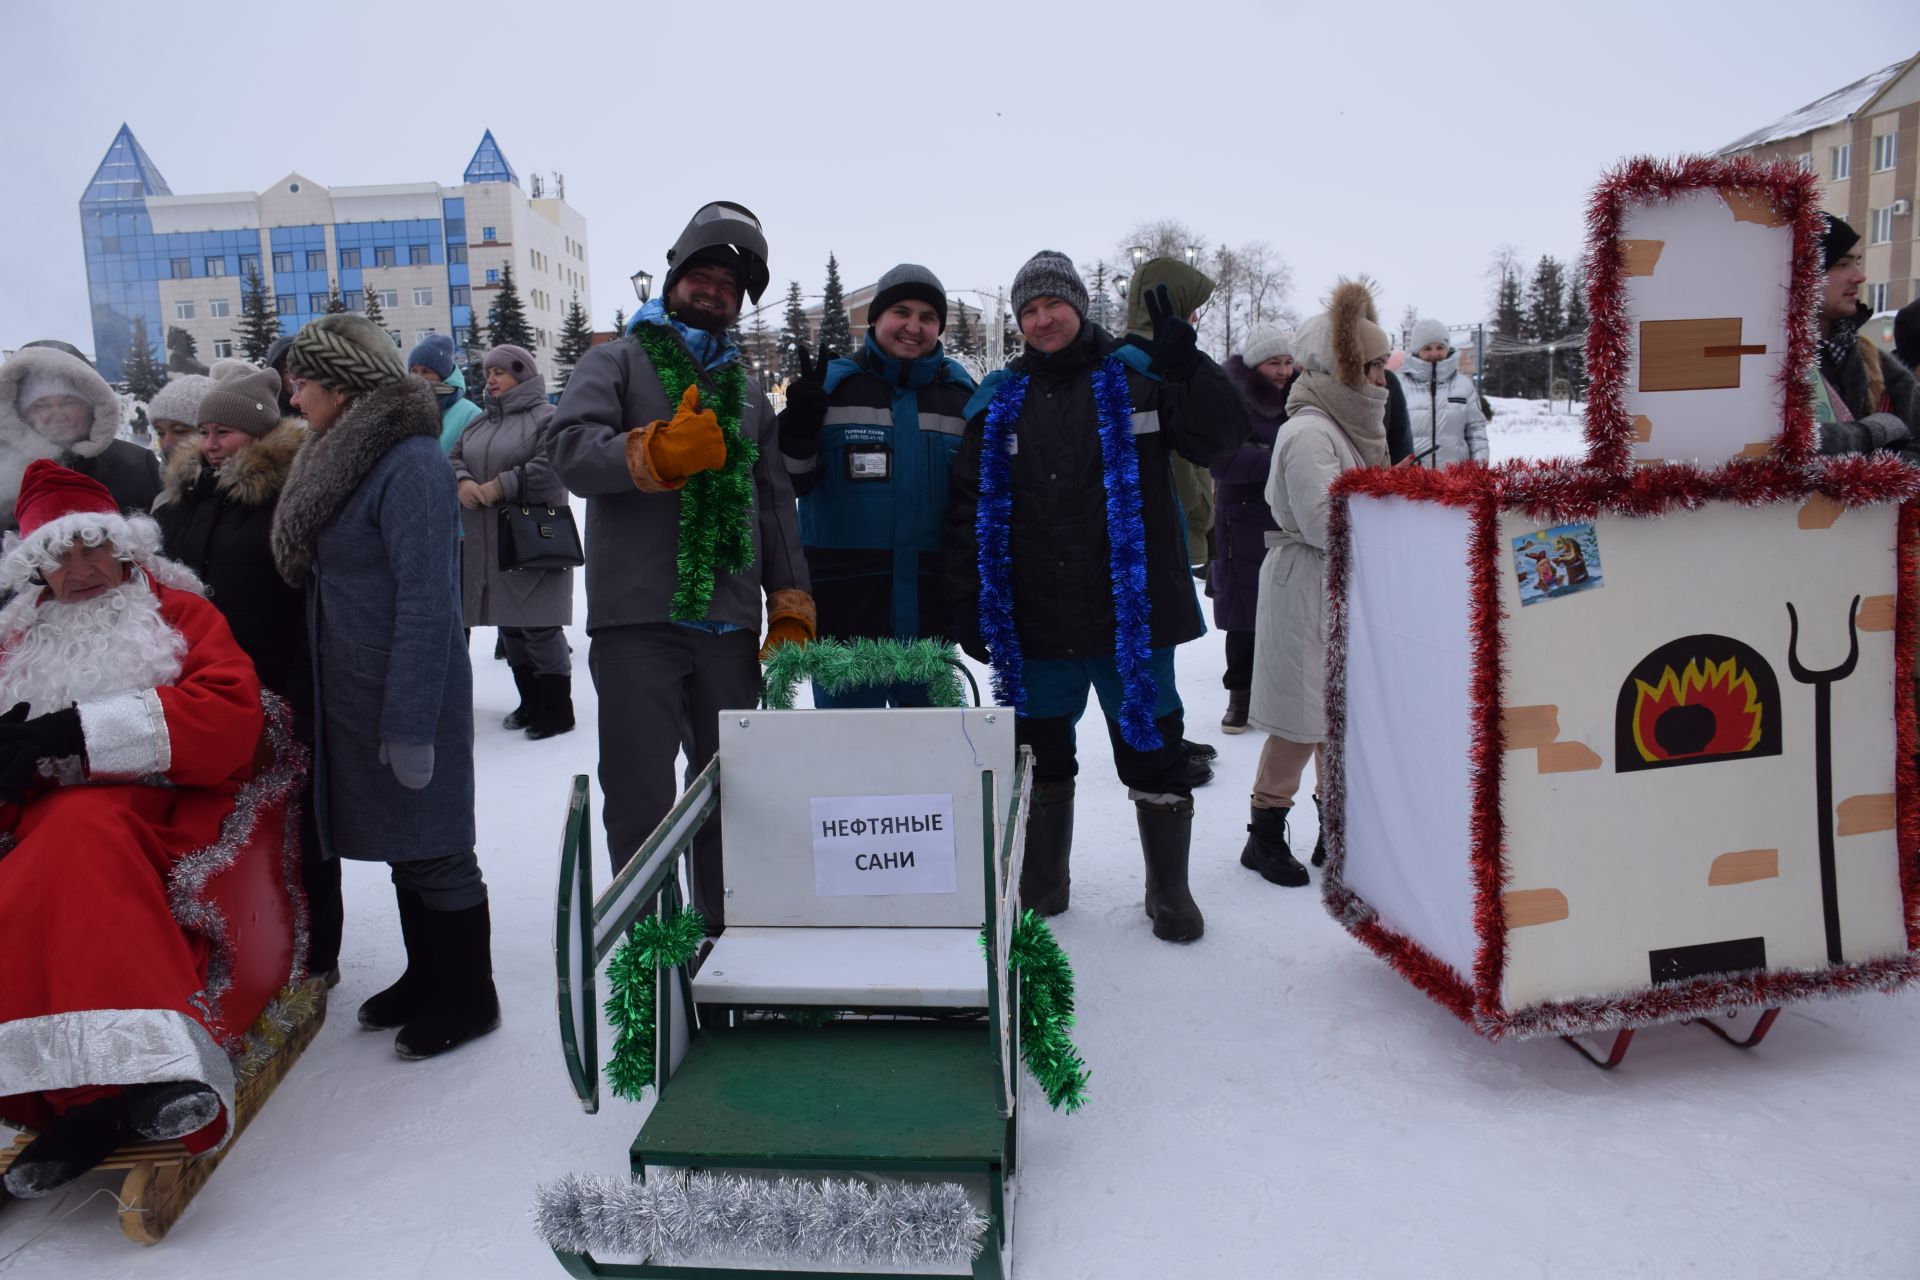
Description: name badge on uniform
xmin=845 ymin=444 xmax=892 ymax=482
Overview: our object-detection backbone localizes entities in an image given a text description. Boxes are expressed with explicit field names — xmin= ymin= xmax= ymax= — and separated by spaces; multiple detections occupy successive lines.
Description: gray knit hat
xmin=1408 ymin=317 xmax=1451 ymax=353
xmin=197 ymin=359 xmax=283 ymax=437
xmin=1240 ymin=325 xmax=1292 ymax=369
xmin=146 ymin=373 xmax=213 ymax=427
xmin=868 ymin=263 xmax=948 ymax=331
xmin=483 ymin=344 xmax=538 ymax=381
xmin=1010 ymin=250 xmax=1089 ymax=321
xmin=286 ymin=314 xmax=406 ymax=394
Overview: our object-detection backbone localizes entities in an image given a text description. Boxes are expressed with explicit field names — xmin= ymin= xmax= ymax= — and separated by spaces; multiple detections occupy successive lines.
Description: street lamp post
xmin=1183 ymin=244 xmax=1201 ymax=266
xmin=630 ymin=270 xmax=653 ymax=305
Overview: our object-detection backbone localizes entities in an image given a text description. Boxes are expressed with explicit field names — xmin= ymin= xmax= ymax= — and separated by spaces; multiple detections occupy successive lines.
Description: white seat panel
xmin=690 ymin=927 xmax=989 ymax=1008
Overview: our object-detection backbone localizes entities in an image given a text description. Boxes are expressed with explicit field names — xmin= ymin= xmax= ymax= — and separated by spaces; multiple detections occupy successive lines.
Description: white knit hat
xmin=146 ymin=373 xmax=213 ymax=426
xmin=1240 ymin=325 xmax=1292 ymax=368
xmin=1408 ymin=317 xmax=1450 ymax=353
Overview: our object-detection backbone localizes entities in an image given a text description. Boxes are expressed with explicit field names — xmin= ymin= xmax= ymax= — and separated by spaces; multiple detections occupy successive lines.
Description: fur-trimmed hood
xmin=1225 ymin=354 xmax=1292 ymax=421
xmin=271 ymin=378 xmax=438 ymax=588
xmin=161 ymin=417 xmax=307 ymax=509
xmin=0 ymin=346 xmax=121 ymax=459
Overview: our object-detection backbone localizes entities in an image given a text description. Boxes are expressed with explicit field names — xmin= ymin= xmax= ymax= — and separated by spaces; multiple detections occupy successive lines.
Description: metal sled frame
xmin=1561 ymin=1006 xmax=1783 ymax=1070
xmin=552 ymin=730 xmax=1031 ymax=1279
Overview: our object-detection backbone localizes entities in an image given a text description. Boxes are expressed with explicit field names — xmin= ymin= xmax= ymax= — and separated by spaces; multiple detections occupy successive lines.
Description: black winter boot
xmin=502 ymin=664 xmax=536 ymax=731
xmin=395 ymin=900 xmax=501 ymax=1059
xmin=126 ymin=1081 xmax=221 ymax=1141
xmin=358 ymin=888 xmax=433 ymax=1030
xmin=1018 ymin=780 xmax=1075 ymax=916
xmin=2 ymin=1095 xmax=130 ymax=1199
xmin=525 ymin=673 xmax=576 ymax=740
xmin=1183 ymin=738 xmax=1217 ymax=763
xmin=1240 ymin=805 xmax=1309 ymax=887
xmin=1184 ymin=754 xmax=1214 ymax=788
xmin=1138 ymin=798 xmax=1205 ymax=942
xmin=1220 ymin=689 xmax=1250 ymax=734
xmin=1311 ymin=795 xmax=1328 ymax=868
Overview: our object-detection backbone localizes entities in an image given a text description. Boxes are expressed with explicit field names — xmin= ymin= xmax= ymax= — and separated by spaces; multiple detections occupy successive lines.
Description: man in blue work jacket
xmin=777 ymin=264 xmax=977 ymax=705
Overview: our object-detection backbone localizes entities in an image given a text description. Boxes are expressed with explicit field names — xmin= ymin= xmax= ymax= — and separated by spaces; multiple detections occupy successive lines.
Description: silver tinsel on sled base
xmin=533 ymin=1171 xmax=990 ymax=1268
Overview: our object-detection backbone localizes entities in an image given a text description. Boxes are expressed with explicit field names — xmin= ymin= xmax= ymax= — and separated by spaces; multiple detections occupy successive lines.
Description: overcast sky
xmin=4 ymin=0 xmax=1917 ymax=358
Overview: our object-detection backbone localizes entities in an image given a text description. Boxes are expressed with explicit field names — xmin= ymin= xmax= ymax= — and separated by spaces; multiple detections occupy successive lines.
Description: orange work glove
xmin=760 ymin=589 xmax=817 ymax=660
xmin=626 ymin=384 xmax=726 ymax=493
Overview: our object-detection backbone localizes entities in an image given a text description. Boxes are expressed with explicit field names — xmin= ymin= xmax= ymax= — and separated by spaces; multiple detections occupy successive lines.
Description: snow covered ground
xmin=6 ymin=411 xmax=1919 ymax=1278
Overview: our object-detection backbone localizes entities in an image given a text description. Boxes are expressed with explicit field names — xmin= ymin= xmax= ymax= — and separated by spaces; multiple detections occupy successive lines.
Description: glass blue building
xmin=78 ymin=126 xmax=587 ymax=386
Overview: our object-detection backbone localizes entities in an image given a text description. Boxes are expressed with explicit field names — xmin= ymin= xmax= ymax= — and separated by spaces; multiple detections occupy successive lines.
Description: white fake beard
xmin=0 ymin=578 xmax=186 ymax=717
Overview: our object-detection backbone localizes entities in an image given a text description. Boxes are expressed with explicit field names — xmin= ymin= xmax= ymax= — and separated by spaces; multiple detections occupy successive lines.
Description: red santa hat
xmin=0 ymin=459 xmax=199 ymax=597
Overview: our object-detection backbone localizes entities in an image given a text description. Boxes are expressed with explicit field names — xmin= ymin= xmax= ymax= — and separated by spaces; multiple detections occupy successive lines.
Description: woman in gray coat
xmin=270 ymin=313 xmax=497 ymax=1061
xmin=451 ymin=344 xmax=575 ymax=739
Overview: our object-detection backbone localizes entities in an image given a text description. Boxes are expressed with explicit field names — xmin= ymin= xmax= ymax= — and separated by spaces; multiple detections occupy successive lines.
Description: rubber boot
xmin=1138 ymin=798 xmax=1205 ymax=942
xmin=1240 ymin=805 xmax=1309 ymax=887
xmin=1018 ymin=780 xmax=1075 ymax=916
xmin=358 ymin=887 xmax=433 ymax=1030
xmin=395 ymin=900 xmax=502 ymax=1060
xmin=1220 ymin=689 xmax=1250 ymax=735
xmin=1311 ymin=795 xmax=1328 ymax=868
xmin=525 ymin=673 xmax=576 ymax=740
xmin=502 ymin=664 xmax=536 ymax=731
xmin=2 ymin=1095 xmax=130 ymax=1199
xmin=126 ymin=1081 xmax=221 ymax=1141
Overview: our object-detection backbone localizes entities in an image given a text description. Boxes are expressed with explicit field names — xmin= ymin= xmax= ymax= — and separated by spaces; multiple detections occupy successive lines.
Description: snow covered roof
xmin=1717 ymin=57 xmax=1912 ymax=154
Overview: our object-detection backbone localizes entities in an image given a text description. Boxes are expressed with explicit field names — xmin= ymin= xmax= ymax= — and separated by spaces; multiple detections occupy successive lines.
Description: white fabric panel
xmin=77 ymin=688 xmax=169 ymax=779
xmin=719 ymin=709 xmax=1013 ymax=928
xmin=1498 ymin=503 xmax=1907 ymax=1007
xmin=690 ymin=927 xmax=988 ymax=1007
xmin=1619 ymin=191 xmax=1793 ymax=465
xmin=1340 ymin=496 xmax=1479 ymax=981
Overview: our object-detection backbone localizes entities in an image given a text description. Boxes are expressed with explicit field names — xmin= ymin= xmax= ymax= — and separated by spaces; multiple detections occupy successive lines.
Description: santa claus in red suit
xmin=0 ymin=459 xmax=265 ymax=1199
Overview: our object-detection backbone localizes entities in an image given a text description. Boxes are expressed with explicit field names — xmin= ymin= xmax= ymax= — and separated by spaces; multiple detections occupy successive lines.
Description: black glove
xmin=0 ymin=702 xmax=84 ymax=798
xmin=1142 ymin=283 xmax=1200 ymax=378
xmin=776 ymin=345 xmax=832 ymax=458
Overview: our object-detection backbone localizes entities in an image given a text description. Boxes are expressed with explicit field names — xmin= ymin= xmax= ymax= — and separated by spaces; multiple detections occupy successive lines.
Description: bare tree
xmin=1202 ymin=240 xmax=1295 ymax=360
xmin=1485 ymin=243 xmax=1524 ymax=315
xmin=1117 ymin=219 xmax=1208 ymax=265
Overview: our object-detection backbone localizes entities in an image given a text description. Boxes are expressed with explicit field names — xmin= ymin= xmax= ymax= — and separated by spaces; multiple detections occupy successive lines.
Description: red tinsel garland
xmin=1464 ymin=491 xmax=1510 ymax=1018
xmin=1900 ymin=504 xmax=1920 ymax=948
xmin=1581 ymin=155 xmax=1824 ymax=474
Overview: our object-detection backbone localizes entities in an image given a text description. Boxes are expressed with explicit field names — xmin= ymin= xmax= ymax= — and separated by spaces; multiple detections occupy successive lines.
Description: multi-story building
xmin=78 ymin=125 xmax=590 ymax=385
xmin=1718 ymin=52 xmax=1919 ymax=315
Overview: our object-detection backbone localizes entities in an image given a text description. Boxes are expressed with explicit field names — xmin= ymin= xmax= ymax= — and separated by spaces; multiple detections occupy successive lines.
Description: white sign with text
xmin=811 ymin=792 xmax=958 ymax=897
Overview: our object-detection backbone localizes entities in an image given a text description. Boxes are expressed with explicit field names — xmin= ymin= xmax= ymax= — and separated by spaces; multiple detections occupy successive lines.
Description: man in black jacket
xmin=1815 ymin=214 xmax=1919 ymax=454
xmin=945 ymin=251 xmax=1250 ymax=943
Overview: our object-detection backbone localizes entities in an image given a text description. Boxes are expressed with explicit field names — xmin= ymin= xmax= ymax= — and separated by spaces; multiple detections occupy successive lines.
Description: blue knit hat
xmin=408 ymin=333 xmax=457 ymax=380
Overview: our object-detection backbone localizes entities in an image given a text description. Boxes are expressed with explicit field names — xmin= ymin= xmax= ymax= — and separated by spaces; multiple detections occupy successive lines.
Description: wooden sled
xmin=0 ymin=979 xmax=327 ymax=1242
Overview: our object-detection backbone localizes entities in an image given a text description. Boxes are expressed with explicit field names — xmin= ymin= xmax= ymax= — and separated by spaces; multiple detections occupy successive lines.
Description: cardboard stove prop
xmin=1320 ymin=156 xmax=1920 ymax=1065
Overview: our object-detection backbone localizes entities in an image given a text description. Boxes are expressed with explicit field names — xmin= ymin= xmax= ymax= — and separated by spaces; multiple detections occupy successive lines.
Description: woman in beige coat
xmin=1241 ymin=280 xmax=1392 ymax=886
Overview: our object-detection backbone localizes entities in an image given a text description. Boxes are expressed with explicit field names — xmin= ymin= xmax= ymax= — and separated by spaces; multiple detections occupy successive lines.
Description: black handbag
xmin=497 ymin=502 xmax=585 ymax=571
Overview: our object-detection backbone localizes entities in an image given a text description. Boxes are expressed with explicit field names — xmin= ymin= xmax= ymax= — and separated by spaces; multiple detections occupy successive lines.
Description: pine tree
xmin=1525 ymin=255 xmax=1567 ymax=399
xmin=462 ymin=320 xmax=489 ymax=407
xmin=948 ymin=300 xmax=979 ymax=361
xmin=238 ymin=268 xmax=280 ymax=362
xmin=555 ymin=292 xmax=594 ymax=389
xmin=779 ymin=280 xmax=811 ymax=373
xmin=1490 ymin=270 xmax=1526 ymax=398
xmin=817 ymin=254 xmax=853 ymax=358
xmin=487 ymin=264 xmax=536 ymax=350
xmin=325 ymin=285 xmax=347 ymax=314
xmin=744 ymin=307 xmax=776 ymax=381
xmin=1561 ymin=254 xmax=1590 ymax=396
xmin=363 ymin=280 xmax=387 ymax=330
xmin=120 ymin=314 xmax=168 ymax=402
xmin=611 ymin=307 xmax=627 ymax=338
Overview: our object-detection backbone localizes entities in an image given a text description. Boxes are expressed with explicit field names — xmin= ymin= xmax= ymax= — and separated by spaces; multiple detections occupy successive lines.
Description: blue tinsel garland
xmin=974 ymin=358 xmax=1162 ymax=751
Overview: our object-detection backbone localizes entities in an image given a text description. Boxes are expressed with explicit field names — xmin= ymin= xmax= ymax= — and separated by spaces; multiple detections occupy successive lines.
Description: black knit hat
xmin=867 ymin=263 xmax=947 ymax=332
xmin=1821 ymin=213 xmax=1861 ymax=270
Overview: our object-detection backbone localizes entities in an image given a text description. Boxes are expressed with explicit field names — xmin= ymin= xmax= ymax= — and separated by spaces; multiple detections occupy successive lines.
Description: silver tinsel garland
xmin=533 ymin=1170 xmax=990 ymax=1268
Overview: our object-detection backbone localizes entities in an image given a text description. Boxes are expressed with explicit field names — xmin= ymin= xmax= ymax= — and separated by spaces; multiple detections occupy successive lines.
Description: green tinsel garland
xmin=631 ymin=326 xmax=758 ymax=622
xmin=604 ymin=907 xmax=708 ymax=1101
xmin=760 ymin=637 xmax=967 ymax=710
xmin=991 ymin=909 xmax=1091 ymax=1113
